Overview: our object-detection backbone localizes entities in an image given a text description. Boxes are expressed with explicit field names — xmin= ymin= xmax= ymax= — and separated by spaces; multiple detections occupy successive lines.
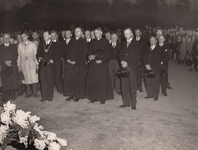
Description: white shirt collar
xmin=151 ymin=45 xmax=156 ymax=50
xmin=127 ymin=38 xmax=133 ymax=43
xmin=53 ymin=40 xmax=57 ymax=42
xmin=86 ymin=38 xmax=91 ymax=42
xmin=136 ymin=37 xmax=140 ymax=41
xmin=159 ymin=43 xmax=164 ymax=46
xmin=97 ymin=38 xmax=101 ymax=41
xmin=4 ymin=43 xmax=9 ymax=47
xmin=76 ymin=37 xmax=80 ymax=40
xmin=46 ymin=40 xmax=51 ymax=45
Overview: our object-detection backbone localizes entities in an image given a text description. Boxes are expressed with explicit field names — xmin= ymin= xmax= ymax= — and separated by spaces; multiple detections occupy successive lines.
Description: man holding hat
xmin=0 ymin=33 xmax=18 ymax=101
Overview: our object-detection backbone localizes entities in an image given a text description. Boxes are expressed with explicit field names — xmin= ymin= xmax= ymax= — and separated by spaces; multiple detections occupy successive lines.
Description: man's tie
xmin=127 ymin=41 xmax=130 ymax=48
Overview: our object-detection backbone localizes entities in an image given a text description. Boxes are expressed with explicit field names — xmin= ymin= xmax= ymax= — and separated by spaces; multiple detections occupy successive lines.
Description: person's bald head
xmin=3 ymin=33 xmax=11 ymax=44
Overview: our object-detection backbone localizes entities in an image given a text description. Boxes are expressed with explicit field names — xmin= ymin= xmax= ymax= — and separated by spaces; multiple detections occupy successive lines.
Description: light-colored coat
xmin=17 ymin=41 xmax=39 ymax=84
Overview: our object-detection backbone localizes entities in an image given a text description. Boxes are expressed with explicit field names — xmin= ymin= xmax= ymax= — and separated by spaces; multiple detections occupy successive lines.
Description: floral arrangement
xmin=0 ymin=101 xmax=67 ymax=150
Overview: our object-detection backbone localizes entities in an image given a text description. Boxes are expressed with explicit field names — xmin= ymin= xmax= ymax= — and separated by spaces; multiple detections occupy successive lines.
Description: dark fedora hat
xmin=66 ymin=65 xmax=76 ymax=75
xmin=145 ymin=70 xmax=156 ymax=78
xmin=2 ymin=66 xmax=13 ymax=77
xmin=116 ymin=67 xmax=130 ymax=78
xmin=94 ymin=49 xmax=105 ymax=60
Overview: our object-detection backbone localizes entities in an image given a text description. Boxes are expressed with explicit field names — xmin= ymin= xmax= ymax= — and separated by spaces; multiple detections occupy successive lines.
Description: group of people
xmin=0 ymin=24 xmax=197 ymax=110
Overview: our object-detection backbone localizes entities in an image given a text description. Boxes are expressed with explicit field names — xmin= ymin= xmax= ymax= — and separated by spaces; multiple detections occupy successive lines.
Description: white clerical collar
xmin=76 ymin=37 xmax=80 ymax=40
xmin=53 ymin=40 xmax=57 ymax=42
xmin=159 ymin=43 xmax=164 ymax=46
xmin=97 ymin=38 xmax=101 ymax=41
xmin=86 ymin=38 xmax=91 ymax=42
xmin=4 ymin=43 xmax=9 ymax=47
xmin=46 ymin=40 xmax=51 ymax=45
xmin=151 ymin=45 xmax=156 ymax=50
xmin=127 ymin=38 xmax=133 ymax=43
xmin=136 ymin=37 xmax=140 ymax=41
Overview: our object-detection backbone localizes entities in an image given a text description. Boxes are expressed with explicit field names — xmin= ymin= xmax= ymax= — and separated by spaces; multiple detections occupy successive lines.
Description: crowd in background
xmin=0 ymin=24 xmax=198 ymax=110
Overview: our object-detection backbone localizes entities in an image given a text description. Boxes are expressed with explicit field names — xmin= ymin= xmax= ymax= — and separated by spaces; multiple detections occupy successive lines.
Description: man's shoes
xmin=33 ymin=95 xmax=37 ymax=98
xmin=90 ymin=99 xmax=95 ymax=103
xmin=40 ymin=99 xmax=46 ymax=102
xmin=25 ymin=95 xmax=31 ymax=98
xmin=65 ymin=96 xmax=74 ymax=101
xmin=163 ymin=93 xmax=168 ymax=96
xmin=74 ymin=98 xmax=79 ymax=102
xmin=100 ymin=101 xmax=105 ymax=104
xmin=48 ymin=99 xmax=53 ymax=102
xmin=144 ymin=96 xmax=153 ymax=99
xmin=131 ymin=106 xmax=136 ymax=110
xmin=154 ymin=97 xmax=158 ymax=101
xmin=119 ymin=105 xmax=130 ymax=108
xmin=167 ymin=86 xmax=173 ymax=89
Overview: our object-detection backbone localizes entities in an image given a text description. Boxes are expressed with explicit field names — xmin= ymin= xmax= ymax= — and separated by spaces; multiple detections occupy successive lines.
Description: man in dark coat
xmin=36 ymin=31 xmax=61 ymax=102
xmin=135 ymin=28 xmax=147 ymax=92
xmin=159 ymin=35 xmax=170 ymax=96
xmin=192 ymin=30 xmax=198 ymax=72
xmin=143 ymin=36 xmax=162 ymax=101
xmin=64 ymin=27 xmax=87 ymax=102
xmin=86 ymin=27 xmax=113 ymax=104
xmin=119 ymin=28 xmax=141 ymax=110
xmin=51 ymin=30 xmax=63 ymax=94
xmin=0 ymin=33 xmax=18 ymax=101
xmin=108 ymin=33 xmax=122 ymax=94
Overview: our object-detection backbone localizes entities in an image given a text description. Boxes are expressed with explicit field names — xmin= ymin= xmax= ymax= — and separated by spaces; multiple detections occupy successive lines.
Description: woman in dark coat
xmin=86 ymin=28 xmax=113 ymax=104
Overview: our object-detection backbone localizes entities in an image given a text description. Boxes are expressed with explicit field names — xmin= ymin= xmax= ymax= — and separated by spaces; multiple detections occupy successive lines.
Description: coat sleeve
xmin=36 ymin=42 xmax=42 ymax=61
xmin=10 ymin=45 xmax=18 ymax=65
xmin=52 ymin=44 xmax=61 ymax=63
xmin=101 ymin=41 xmax=111 ymax=63
xmin=32 ymin=43 xmax=39 ymax=65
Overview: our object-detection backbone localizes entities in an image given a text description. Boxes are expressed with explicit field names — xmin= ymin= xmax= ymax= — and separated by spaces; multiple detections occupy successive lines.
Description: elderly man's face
xmin=135 ymin=30 xmax=141 ymax=37
xmin=21 ymin=34 xmax=28 ymax=42
xmin=75 ymin=28 xmax=82 ymax=38
xmin=124 ymin=29 xmax=133 ymax=40
xmin=3 ymin=34 xmax=10 ymax=44
xmin=150 ymin=37 xmax=157 ymax=46
xmin=43 ymin=32 xmax=51 ymax=41
xmin=85 ymin=31 xmax=91 ymax=39
xmin=51 ymin=33 xmax=57 ymax=41
xmin=65 ymin=31 xmax=72 ymax=39
xmin=159 ymin=36 xmax=165 ymax=44
xmin=94 ymin=30 xmax=102 ymax=39
xmin=111 ymin=34 xmax=118 ymax=43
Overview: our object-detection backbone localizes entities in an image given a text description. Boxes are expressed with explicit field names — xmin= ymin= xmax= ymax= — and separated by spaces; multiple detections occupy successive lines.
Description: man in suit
xmin=51 ymin=30 xmax=63 ymax=94
xmin=119 ymin=28 xmax=141 ymax=110
xmin=64 ymin=27 xmax=87 ymax=102
xmin=85 ymin=30 xmax=92 ymax=48
xmin=105 ymin=31 xmax=112 ymax=44
xmin=159 ymin=35 xmax=170 ymax=96
xmin=135 ymin=28 xmax=147 ymax=92
xmin=143 ymin=36 xmax=162 ymax=101
xmin=0 ymin=33 xmax=18 ymax=101
xmin=36 ymin=31 xmax=61 ymax=102
xmin=108 ymin=33 xmax=122 ymax=94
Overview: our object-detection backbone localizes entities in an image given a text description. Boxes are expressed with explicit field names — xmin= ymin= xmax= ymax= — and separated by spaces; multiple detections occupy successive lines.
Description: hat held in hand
xmin=94 ymin=49 xmax=105 ymax=60
xmin=116 ymin=67 xmax=130 ymax=78
xmin=145 ymin=70 xmax=156 ymax=78
xmin=2 ymin=66 xmax=13 ymax=77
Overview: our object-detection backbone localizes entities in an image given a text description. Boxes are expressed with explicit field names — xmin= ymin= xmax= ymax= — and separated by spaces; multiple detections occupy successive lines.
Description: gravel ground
xmin=2 ymin=60 xmax=198 ymax=150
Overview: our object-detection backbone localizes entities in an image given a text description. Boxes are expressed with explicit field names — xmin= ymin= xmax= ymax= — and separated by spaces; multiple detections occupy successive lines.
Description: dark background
xmin=0 ymin=0 xmax=198 ymax=31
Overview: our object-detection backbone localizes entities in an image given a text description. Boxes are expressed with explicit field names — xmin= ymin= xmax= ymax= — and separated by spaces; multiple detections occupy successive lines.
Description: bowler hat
xmin=94 ymin=49 xmax=105 ymax=60
xmin=2 ymin=66 xmax=13 ymax=77
xmin=116 ymin=67 xmax=130 ymax=78
xmin=145 ymin=70 xmax=156 ymax=78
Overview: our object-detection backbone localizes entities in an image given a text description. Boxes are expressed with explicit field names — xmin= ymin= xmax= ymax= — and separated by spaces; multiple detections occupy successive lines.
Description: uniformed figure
xmin=51 ymin=30 xmax=63 ymax=94
xmin=143 ymin=36 xmax=162 ymax=101
xmin=119 ymin=28 xmax=141 ymax=110
xmin=17 ymin=32 xmax=39 ymax=97
xmin=36 ymin=31 xmax=61 ymax=102
xmin=159 ymin=35 xmax=170 ymax=96
xmin=108 ymin=33 xmax=121 ymax=94
xmin=0 ymin=33 xmax=18 ymax=101
xmin=64 ymin=27 xmax=87 ymax=102
xmin=86 ymin=27 xmax=113 ymax=104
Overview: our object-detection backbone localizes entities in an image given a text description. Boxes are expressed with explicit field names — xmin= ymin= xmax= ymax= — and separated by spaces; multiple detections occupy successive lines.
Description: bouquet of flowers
xmin=0 ymin=101 xmax=67 ymax=150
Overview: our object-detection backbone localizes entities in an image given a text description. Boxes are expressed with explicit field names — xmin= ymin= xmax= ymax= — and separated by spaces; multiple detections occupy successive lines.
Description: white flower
xmin=34 ymin=139 xmax=46 ymax=150
xmin=48 ymin=141 xmax=61 ymax=150
xmin=33 ymin=124 xmax=44 ymax=138
xmin=19 ymin=135 xmax=28 ymax=148
xmin=1 ymin=112 xmax=11 ymax=125
xmin=3 ymin=101 xmax=16 ymax=114
xmin=0 ymin=125 xmax=9 ymax=144
xmin=12 ymin=110 xmax=31 ymax=128
xmin=44 ymin=131 xmax=57 ymax=141
xmin=29 ymin=115 xmax=40 ymax=124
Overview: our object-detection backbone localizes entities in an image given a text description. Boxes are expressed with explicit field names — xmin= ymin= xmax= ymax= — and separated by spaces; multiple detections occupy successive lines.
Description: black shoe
xmin=40 ymin=99 xmax=46 ymax=102
xmin=119 ymin=105 xmax=130 ymax=108
xmin=48 ymin=99 xmax=53 ymax=102
xmin=139 ymin=89 xmax=143 ymax=92
xmin=163 ymin=93 xmax=168 ymax=96
xmin=100 ymin=101 xmax=105 ymax=104
xmin=144 ymin=96 xmax=153 ymax=99
xmin=131 ymin=106 xmax=136 ymax=110
xmin=74 ymin=98 xmax=79 ymax=102
xmin=65 ymin=96 xmax=74 ymax=101
xmin=167 ymin=86 xmax=173 ymax=89
xmin=154 ymin=97 xmax=158 ymax=101
xmin=90 ymin=99 xmax=95 ymax=103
